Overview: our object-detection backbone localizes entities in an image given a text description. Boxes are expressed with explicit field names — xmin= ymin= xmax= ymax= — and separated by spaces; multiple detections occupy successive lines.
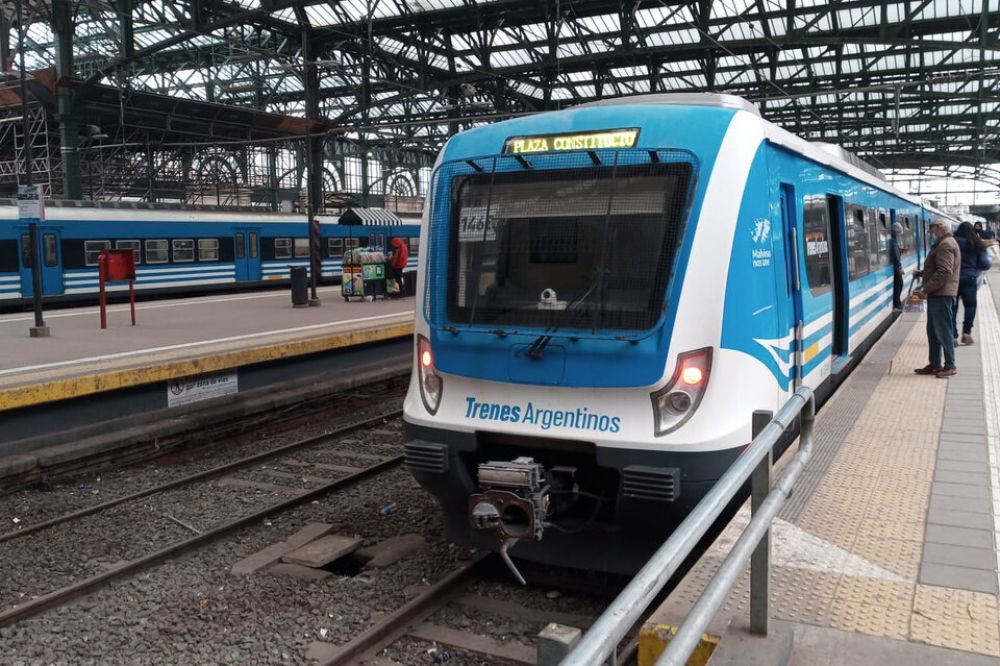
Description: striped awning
xmin=338 ymin=207 xmax=404 ymax=226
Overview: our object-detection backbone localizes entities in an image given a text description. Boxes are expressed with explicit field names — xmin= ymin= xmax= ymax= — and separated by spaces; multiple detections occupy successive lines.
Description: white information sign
xmin=17 ymin=184 xmax=43 ymax=220
xmin=167 ymin=370 xmax=239 ymax=407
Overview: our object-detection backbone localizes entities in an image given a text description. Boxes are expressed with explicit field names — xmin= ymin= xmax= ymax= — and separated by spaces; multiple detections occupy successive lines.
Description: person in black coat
xmin=952 ymin=222 xmax=993 ymax=345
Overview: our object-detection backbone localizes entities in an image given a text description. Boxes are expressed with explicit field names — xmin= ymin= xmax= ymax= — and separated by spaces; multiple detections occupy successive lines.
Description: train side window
xmin=43 ymin=234 xmax=58 ymax=267
xmin=327 ymin=238 xmax=344 ymax=258
xmin=146 ymin=239 xmax=169 ymax=264
xmin=293 ymin=238 xmax=310 ymax=258
xmin=274 ymin=238 xmax=293 ymax=259
xmin=408 ymin=236 xmax=420 ymax=254
xmin=802 ymin=195 xmax=831 ymax=297
xmin=846 ymin=206 xmax=869 ymax=279
xmin=116 ymin=240 xmax=141 ymax=264
xmin=198 ymin=239 xmax=219 ymax=261
xmin=235 ymin=233 xmax=245 ymax=260
xmin=173 ymin=239 xmax=195 ymax=263
xmin=345 ymin=238 xmax=360 ymax=251
xmin=20 ymin=235 xmax=32 ymax=268
xmin=249 ymin=232 xmax=259 ymax=259
xmin=84 ymin=240 xmax=111 ymax=267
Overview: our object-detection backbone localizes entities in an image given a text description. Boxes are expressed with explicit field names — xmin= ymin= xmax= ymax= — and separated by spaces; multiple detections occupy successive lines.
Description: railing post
xmin=749 ymin=410 xmax=773 ymax=636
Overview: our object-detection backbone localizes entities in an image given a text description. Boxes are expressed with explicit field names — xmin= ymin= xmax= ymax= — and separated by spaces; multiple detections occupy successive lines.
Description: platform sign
xmin=167 ymin=370 xmax=239 ymax=408
xmin=17 ymin=184 xmax=44 ymax=220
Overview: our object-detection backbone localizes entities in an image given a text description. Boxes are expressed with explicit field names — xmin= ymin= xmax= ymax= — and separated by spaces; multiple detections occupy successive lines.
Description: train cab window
xmin=172 ymin=239 xmax=195 ymax=263
xmin=198 ymin=239 xmax=219 ymax=261
xmin=293 ymin=238 xmax=310 ymax=258
xmin=448 ymin=162 xmax=692 ymax=331
xmin=235 ymin=233 xmax=245 ymax=259
xmin=274 ymin=238 xmax=293 ymax=259
xmin=20 ymin=235 xmax=32 ymax=268
xmin=84 ymin=240 xmax=111 ymax=267
xmin=846 ymin=206 xmax=869 ymax=279
xmin=802 ymin=196 xmax=831 ymax=297
xmin=327 ymin=238 xmax=344 ymax=258
xmin=116 ymin=240 xmax=141 ymax=264
xmin=43 ymin=234 xmax=58 ymax=267
xmin=146 ymin=239 xmax=169 ymax=264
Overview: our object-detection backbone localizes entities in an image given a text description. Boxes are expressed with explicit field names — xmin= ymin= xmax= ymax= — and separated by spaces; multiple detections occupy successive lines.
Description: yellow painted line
xmin=803 ymin=340 xmax=820 ymax=363
xmin=638 ymin=624 xmax=719 ymax=666
xmin=0 ymin=322 xmax=413 ymax=411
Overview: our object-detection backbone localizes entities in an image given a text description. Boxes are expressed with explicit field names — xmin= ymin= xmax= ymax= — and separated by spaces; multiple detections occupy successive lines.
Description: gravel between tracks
xmin=0 ymin=465 xmax=462 ymax=666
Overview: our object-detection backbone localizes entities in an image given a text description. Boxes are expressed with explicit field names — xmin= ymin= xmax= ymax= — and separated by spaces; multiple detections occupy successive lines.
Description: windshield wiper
xmin=525 ymin=279 xmax=600 ymax=359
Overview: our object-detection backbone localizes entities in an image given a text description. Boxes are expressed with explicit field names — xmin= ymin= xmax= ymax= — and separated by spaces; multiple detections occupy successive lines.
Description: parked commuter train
xmin=403 ymin=93 xmax=956 ymax=574
xmin=0 ymin=201 xmax=420 ymax=306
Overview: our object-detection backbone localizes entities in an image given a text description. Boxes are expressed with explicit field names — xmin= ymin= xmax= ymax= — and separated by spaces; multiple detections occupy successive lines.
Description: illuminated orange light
xmin=681 ymin=366 xmax=703 ymax=386
xmin=420 ymin=350 xmax=433 ymax=368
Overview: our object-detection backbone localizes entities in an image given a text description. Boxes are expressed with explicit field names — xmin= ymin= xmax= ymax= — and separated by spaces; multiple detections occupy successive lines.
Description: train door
xmin=825 ymin=195 xmax=849 ymax=361
xmin=233 ymin=228 xmax=261 ymax=281
xmin=780 ymin=184 xmax=804 ymax=389
xmin=18 ymin=227 xmax=64 ymax=296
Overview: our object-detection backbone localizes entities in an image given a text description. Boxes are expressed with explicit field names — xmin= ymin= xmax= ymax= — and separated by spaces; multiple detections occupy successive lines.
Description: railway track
xmin=0 ymin=408 xmax=405 ymax=630
xmin=317 ymin=557 xmax=637 ymax=666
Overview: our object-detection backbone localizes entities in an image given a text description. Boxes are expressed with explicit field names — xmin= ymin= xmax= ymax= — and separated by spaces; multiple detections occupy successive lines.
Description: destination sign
xmin=503 ymin=128 xmax=639 ymax=155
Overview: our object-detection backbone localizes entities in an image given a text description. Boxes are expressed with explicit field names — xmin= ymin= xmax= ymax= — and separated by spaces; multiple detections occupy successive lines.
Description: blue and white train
xmin=0 ymin=201 xmax=420 ymax=306
xmin=403 ymin=94 xmax=955 ymax=574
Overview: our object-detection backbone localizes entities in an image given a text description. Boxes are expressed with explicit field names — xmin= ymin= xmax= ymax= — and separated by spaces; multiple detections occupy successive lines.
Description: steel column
xmin=52 ymin=0 xmax=81 ymax=199
xmin=749 ymin=410 xmax=773 ymax=635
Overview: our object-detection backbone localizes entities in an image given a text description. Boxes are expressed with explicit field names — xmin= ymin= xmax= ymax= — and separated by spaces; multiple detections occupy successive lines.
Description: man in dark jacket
xmin=889 ymin=222 xmax=904 ymax=310
xmin=912 ymin=220 xmax=961 ymax=378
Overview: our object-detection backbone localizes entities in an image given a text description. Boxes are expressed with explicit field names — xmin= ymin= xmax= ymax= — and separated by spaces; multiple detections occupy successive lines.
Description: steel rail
xmin=562 ymin=387 xmax=815 ymax=665
xmin=0 ymin=447 xmax=405 ymax=629
xmin=0 ymin=407 xmax=403 ymax=544
xmin=319 ymin=556 xmax=490 ymax=666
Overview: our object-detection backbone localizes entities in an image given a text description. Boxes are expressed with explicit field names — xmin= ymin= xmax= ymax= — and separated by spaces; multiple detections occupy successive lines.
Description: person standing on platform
xmin=388 ymin=237 xmax=409 ymax=297
xmin=912 ymin=220 xmax=961 ymax=378
xmin=890 ymin=222 xmax=904 ymax=310
xmin=951 ymin=222 xmax=993 ymax=345
xmin=975 ymin=221 xmax=996 ymax=242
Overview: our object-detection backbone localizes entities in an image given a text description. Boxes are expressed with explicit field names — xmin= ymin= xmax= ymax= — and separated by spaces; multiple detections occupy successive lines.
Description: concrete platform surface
xmin=641 ymin=269 xmax=1000 ymax=665
xmin=0 ymin=286 xmax=414 ymax=408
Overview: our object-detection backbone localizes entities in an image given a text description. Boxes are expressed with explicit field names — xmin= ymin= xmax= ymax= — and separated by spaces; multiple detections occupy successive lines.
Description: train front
xmin=403 ymin=100 xmax=766 ymax=573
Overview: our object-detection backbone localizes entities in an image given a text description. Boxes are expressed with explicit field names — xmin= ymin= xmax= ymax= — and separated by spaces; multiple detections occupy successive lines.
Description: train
xmin=402 ymin=93 xmax=957 ymax=575
xmin=0 ymin=201 xmax=421 ymax=306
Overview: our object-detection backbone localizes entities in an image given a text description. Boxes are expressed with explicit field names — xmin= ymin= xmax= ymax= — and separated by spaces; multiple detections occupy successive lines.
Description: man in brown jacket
xmin=913 ymin=219 xmax=961 ymax=378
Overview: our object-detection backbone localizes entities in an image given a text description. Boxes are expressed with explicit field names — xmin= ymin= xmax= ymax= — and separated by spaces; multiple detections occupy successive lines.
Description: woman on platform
xmin=952 ymin=221 xmax=993 ymax=345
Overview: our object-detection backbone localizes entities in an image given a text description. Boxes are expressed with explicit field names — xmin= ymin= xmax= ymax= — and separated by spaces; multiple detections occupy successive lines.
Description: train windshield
xmin=448 ymin=162 xmax=691 ymax=332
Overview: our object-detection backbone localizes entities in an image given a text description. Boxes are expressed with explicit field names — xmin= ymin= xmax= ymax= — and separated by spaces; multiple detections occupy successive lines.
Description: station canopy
xmin=8 ymin=0 xmax=1000 ymax=198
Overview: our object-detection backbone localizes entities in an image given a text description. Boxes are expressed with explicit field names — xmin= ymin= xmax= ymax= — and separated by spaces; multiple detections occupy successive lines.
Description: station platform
xmin=642 ymin=270 xmax=1000 ymax=665
xmin=0 ymin=285 xmax=413 ymax=411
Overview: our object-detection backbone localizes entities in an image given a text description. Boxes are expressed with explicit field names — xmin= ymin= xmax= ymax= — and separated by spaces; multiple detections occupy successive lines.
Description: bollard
xmin=290 ymin=267 xmax=309 ymax=308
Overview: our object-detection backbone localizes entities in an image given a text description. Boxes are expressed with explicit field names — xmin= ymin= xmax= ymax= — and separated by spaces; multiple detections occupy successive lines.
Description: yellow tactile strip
xmin=0 ymin=321 xmax=414 ymax=411
xmin=641 ymin=307 xmax=1000 ymax=664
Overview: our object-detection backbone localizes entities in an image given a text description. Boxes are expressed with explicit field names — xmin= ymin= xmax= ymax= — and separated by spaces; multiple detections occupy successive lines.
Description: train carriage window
xmin=116 ymin=240 xmax=141 ymax=264
xmin=293 ymin=238 xmax=310 ymax=259
xmin=345 ymin=238 xmax=360 ymax=251
xmin=84 ymin=240 xmax=111 ymax=267
xmin=198 ymin=239 xmax=219 ymax=261
xmin=872 ymin=210 xmax=888 ymax=269
xmin=249 ymin=232 xmax=259 ymax=259
xmin=20 ymin=235 xmax=32 ymax=268
xmin=235 ymin=233 xmax=245 ymax=259
xmin=327 ymin=238 xmax=344 ymax=258
xmin=408 ymin=237 xmax=420 ymax=255
xmin=802 ymin=196 xmax=832 ymax=296
xmin=274 ymin=238 xmax=293 ymax=259
xmin=146 ymin=239 xmax=169 ymax=264
xmin=846 ymin=206 xmax=870 ymax=279
xmin=172 ymin=239 xmax=195 ymax=263
xmin=43 ymin=234 xmax=58 ymax=267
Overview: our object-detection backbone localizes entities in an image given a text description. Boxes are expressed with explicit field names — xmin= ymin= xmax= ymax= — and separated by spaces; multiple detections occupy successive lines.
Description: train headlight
xmin=417 ymin=334 xmax=443 ymax=415
xmin=651 ymin=347 xmax=712 ymax=436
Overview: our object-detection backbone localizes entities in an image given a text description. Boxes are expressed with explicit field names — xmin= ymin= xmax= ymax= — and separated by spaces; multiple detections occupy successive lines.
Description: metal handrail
xmin=561 ymin=387 xmax=816 ymax=665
